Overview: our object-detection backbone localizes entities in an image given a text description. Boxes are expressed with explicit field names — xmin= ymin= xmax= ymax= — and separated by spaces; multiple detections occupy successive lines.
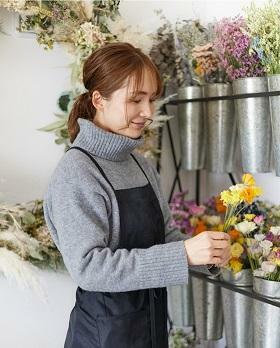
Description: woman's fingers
xmin=212 ymin=239 xmax=230 ymax=249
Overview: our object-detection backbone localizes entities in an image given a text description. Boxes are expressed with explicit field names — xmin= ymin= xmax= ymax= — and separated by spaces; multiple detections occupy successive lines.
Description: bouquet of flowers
xmin=246 ymin=225 xmax=280 ymax=281
xmin=0 ymin=199 xmax=64 ymax=291
xmin=191 ymin=42 xmax=222 ymax=84
xmin=219 ymin=173 xmax=264 ymax=273
xmin=213 ymin=16 xmax=264 ymax=81
xmin=244 ymin=0 xmax=280 ymax=75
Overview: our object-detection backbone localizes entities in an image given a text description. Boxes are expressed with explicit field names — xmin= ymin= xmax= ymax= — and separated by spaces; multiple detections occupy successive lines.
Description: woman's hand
xmin=184 ymin=231 xmax=231 ymax=267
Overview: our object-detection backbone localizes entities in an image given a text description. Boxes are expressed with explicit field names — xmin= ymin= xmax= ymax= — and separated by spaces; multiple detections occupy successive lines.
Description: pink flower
xmin=254 ymin=215 xmax=264 ymax=225
xmin=188 ymin=204 xmax=206 ymax=216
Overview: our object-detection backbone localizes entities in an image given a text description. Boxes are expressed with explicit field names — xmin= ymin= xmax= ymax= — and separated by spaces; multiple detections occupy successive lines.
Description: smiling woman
xmin=43 ymin=41 xmax=230 ymax=348
xmin=67 ymin=42 xmax=163 ymax=141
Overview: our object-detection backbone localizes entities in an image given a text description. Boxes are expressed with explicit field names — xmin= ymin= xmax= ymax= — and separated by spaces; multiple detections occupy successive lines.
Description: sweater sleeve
xmin=43 ymin=154 xmax=189 ymax=292
xmin=148 ymin=162 xmax=221 ymax=277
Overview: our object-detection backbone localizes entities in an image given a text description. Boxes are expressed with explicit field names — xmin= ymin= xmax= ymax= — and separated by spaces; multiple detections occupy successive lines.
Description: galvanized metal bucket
xmin=203 ymin=83 xmax=236 ymax=173
xmin=232 ymin=76 xmax=272 ymax=173
xmin=268 ymin=74 xmax=280 ymax=176
xmin=191 ymin=276 xmax=223 ymax=340
xmin=178 ymin=86 xmax=205 ymax=170
xmin=220 ymin=269 xmax=253 ymax=348
xmin=167 ymin=280 xmax=194 ymax=328
xmin=253 ymin=277 xmax=280 ymax=348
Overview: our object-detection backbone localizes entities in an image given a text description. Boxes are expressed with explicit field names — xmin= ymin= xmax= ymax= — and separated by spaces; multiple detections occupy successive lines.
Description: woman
xmin=43 ymin=42 xmax=230 ymax=348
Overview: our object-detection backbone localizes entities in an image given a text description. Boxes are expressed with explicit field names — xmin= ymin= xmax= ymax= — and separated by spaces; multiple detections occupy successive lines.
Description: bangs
xmin=128 ymin=60 xmax=163 ymax=99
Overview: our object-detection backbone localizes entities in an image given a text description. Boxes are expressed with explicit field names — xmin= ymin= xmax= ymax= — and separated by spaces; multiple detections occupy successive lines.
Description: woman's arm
xmin=147 ymin=162 xmax=221 ymax=277
xmin=43 ymin=154 xmax=190 ymax=292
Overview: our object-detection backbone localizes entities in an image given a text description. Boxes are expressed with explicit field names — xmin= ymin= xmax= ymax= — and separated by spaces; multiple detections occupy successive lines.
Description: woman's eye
xmin=133 ymin=100 xmax=141 ymax=103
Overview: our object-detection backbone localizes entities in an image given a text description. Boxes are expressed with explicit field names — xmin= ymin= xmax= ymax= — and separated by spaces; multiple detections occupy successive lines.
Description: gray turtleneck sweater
xmin=43 ymin=118 xmax=218 ymax=292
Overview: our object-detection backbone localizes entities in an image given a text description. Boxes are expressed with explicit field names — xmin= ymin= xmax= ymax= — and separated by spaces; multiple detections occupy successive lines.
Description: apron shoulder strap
xmin=130 ymin=153 xmax=151 ymax=185
xmin=67 ymin=146 xmax=115 ymax=192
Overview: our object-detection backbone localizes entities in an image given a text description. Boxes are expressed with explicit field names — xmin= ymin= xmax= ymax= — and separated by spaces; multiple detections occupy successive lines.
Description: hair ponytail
xmin=68 ymin=92 xmax=96 ymax=143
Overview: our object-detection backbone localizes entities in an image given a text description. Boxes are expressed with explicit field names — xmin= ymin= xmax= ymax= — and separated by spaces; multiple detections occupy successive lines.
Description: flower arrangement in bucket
xmin=213 ymin=16 xmax=265 ymax=81
xmin=246 ymin=226 xmax=280 ymax=282
xmin=244 ymin=0 xmax=280 ymax=75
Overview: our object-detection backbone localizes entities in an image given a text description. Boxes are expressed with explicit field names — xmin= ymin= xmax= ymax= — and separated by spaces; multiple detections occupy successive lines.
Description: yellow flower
xmin=229 ymin=258 xmax=243 ymax=273
xmin=240 ymin=186 xmax=263 ymax=204
xmin=227 ymin=216 xmax=238 ymax=227
xmin=272 ymin=258 xmax=280 ymax=266
xmin=237 ymin=236 xmax=245 ymax=245
xmin=190 ymin=216 xmax=199 ymax=227
xmin=231 ymin=242 xmax=244 ymax=258
xmin=244 ymin=214 xmax=256 ymax=221
xmin=242 ymin=173 xmax=256 ymax=186
xmin=220 ymin=190 xmax=243 ymax=206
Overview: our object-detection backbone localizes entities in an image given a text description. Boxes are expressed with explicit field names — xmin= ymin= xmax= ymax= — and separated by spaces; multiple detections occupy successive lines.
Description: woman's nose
xmin=140 ymin=103 xmax=154 ymax=118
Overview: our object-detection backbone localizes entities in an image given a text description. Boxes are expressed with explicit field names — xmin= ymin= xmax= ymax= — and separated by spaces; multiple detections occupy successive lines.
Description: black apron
xmin=64 ymin=146 xmax=169 ymax=348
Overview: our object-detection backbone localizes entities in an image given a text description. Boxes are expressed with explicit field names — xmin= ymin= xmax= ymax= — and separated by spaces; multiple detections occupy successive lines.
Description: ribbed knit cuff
xmin=137 ymin=241 xmax=189 ymax=289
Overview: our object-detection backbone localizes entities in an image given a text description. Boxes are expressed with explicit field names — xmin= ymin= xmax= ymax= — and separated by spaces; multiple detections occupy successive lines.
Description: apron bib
xmin=64 ymin=146 xmax=168 ymax=348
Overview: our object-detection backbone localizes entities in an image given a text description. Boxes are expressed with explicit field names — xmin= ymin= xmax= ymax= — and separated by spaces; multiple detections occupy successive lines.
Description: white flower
xmin=107 ymin=17 xmax=154 ymax=55
xmin=81 ymin=0 xmax=94 ymax=20
xmin=229 ymin=184 xmax=246 ymax=191
xmin=253 ymin=269 xmax=266 ymax=278
xmin=235 ymin=221 xmax=257 ymax=235
xmin=259 ymin=240 xmax=273 ymax=257
xmin=259 ymin=240 xmax=273 ymax=250
xmin=270 ymin=226 xmax=280 ymax=236
xmin=254 ymin=234 xmax=266 ymax=242
xmin=261 ymin=261 xmax=276 ymax=273
xmin=204 ymin=215 xmax=221 ymax=226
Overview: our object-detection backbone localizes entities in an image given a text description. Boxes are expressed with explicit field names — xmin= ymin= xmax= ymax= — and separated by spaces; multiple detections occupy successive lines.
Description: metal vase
xmin=220 ymin=269 xmax=253 ymax=348
xmin=203 ymin=83 xmax=236 ymax=173
xmin=178 ymin=86 xmax=205 ymax=170
xmin=167 ymin=280 xmax=194 ymax=328
xmin=191 ymin=276 xmax=223 ymax=341
xmin=268 ymin=74 xmax=280 ymax=176
xmin=253 ymin=277 xmax=280 ymax=348
xmin=232 ymin=76 xmax=272 ymax=173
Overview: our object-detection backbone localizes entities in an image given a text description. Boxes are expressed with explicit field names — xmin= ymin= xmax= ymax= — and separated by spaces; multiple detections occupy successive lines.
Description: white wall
xmin=0 ymin=1 xmax=276 ymax=347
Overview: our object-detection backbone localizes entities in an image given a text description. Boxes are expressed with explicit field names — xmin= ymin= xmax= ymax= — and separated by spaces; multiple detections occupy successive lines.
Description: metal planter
xmin=167 ymin=280 xmax=194 ymax=328
xmin=178 ymin=86 xmax=205 ymax=170
xmin=232 ymin=76 xmax=272 ymax=173
xmin=220 ymin=269 xmax=253 ymax=348
xmin=253 ymin=277 xmax=280 ymax=348
xmin=268 ymin=74 xmax=280 ymax=176
xmin=191 ymin=276 xmax=223 ymax=341
xmin=203 ymin=83 xmax=236 ymax=173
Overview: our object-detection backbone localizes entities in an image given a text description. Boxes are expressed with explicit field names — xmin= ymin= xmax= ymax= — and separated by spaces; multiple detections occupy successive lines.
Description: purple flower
xmin=265 ymin=232 xmax=274 ymax=242
xmin=188 ymin=204 xmax=206 ymax=216
xmin=213 ymin=16 xmax=264 ymax=81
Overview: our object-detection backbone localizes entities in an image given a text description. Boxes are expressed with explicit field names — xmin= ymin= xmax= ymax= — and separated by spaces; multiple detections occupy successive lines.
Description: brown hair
xmin=68 ymin=42 xmax=163 ymax=143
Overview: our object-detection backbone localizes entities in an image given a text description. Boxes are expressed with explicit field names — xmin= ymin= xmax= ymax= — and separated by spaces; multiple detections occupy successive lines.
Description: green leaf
xmin=37 ymin=119 xmax=66 ymax=132
xmin=22 ymin=211 xmax=36 ymax=225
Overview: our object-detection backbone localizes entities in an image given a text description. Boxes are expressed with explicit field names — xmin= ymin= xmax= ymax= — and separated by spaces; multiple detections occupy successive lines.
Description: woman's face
xmin=92 ymin=68 xmax=158 ymax=139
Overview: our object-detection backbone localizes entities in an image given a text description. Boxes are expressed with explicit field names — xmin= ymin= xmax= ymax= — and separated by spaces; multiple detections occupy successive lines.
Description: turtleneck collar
xmin=71 ymin=118 xmax=144 ymax=161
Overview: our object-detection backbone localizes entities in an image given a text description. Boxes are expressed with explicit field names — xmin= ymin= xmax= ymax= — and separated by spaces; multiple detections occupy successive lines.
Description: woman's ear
xmin=91 ymin=91 xmax=104 ymax=111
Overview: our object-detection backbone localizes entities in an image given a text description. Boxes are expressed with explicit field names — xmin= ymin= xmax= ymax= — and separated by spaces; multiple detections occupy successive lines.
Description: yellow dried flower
xmin=231 ymin=243 xmax=244 ymax=258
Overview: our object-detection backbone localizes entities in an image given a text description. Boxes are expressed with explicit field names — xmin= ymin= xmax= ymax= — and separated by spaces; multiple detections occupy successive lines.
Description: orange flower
xmin=215 ymin=196 xmax=226 ymax=213
xmin=228 ymin=229 xmax=241 ymax=241
xmin=194 ymin=220 xmax=207 ymax=235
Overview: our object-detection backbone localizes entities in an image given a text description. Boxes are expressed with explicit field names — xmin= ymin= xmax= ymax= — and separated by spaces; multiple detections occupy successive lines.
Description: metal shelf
xmin=166 ymin=90 xmax=280 ymax=105
xmin=157 ymin=98 xmax=280 ymax=320
xmin=190 ymin=270 xmax=280 ymax=309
